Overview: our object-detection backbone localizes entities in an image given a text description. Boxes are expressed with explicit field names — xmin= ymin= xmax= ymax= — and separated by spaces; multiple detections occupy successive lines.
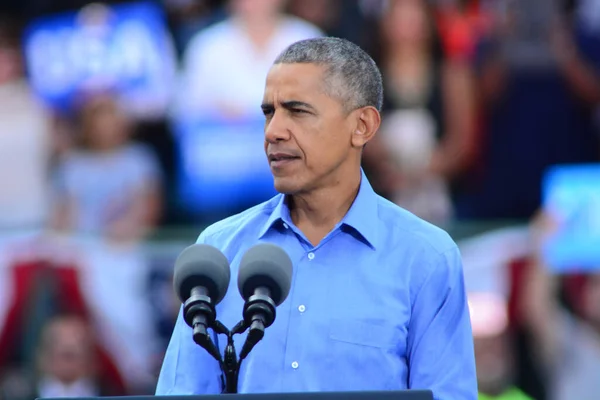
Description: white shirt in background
xmin=38 ymin=377 xmax=98 ymax=398
xmin=0 ymin=80 xmax=52 ymax=230
xmin=53 ymin=144 xmax=161 ymax=235
xmin=176 ymin=16 xmax=323 ymax=119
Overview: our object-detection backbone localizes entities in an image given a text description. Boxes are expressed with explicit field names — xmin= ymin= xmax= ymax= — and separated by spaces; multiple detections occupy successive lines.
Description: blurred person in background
xmin=286 ymin=0 xmax=371 ymax=48
xmin=469 ymin=292 xmax=532 ymax=400
xmin=522 ymin=211 xmax=600 ymax=400
xmin=36 ymin=315 xmax=99 ymax=398
xmin=50 ymin=94 xmax=163 ymax=244
xmin=455 ymin=0 xmax=600 ymax=220
xmin=162 ymin=0 xmax=227 ymax=55
xmin=0 ymin=18 xmax=55 ymax=233
xmin=175 ymin=0 xmax=322 ymax=119
xmin=362 ymin=0 xmax=477 ymax=225
xmin=435 ymin=0 xmax=495 ymax=63
xmin=0 ymin=314 xmax=120 ymax=399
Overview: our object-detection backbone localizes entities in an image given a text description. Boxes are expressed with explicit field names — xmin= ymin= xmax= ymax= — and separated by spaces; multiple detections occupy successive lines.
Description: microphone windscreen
xmin=237 ymin=243 xmax=293 ymax=306
xmin=173 ymin=244 xmax=231 ymax=305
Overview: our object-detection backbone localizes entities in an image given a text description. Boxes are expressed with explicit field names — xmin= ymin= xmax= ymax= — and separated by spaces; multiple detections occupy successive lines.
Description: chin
xmin=273 ymin=177 xmax=302 ymax=195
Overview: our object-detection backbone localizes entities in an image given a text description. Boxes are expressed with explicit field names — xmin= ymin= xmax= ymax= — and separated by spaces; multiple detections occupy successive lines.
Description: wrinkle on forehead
xmin=267 ymin=63 xmax=354 ymax=114
xmin=264 ymin=64 xmax=327 ymax=101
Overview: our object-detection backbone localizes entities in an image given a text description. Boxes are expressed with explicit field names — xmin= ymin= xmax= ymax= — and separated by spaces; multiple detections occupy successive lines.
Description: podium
xmin=41 ymin=391 xmax=433 ymax=400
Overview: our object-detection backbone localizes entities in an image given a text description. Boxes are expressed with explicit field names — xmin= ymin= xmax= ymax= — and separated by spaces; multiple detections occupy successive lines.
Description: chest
xmin=63 ymin=154 xmax=142 ymax=202
xmin=214 ymin=235 xmax=413 ymax=373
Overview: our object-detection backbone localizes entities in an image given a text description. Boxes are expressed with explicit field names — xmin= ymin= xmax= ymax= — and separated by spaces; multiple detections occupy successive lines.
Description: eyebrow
xmin=261 ymin=100 xmax=316 ymax=112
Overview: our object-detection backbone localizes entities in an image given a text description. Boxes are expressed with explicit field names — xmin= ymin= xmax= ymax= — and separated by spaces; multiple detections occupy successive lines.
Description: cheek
xmin=302 ymin=129 xmax=343 ymax=169
xmin=294 ymin=116 xmax=350 ymax=171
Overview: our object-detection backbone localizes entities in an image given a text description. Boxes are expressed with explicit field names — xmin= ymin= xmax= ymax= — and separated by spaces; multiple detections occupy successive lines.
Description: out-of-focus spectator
xmin=435 ymin=0 xmax=494 ymax=63
xmin=455 ymin=0 xmax=600 ymax=220
xmin=469 ymin=292 xmax=532 ymax=399
xmin=0 ymin=18 xmax=54 ymax=231
xmin=287 ymin=0 xmax=370 ymax=47
xmin=522 ymin=211 xmax=600 ymax=400
xmin=175 ymin=0 xmax=323 ymax=120
xmin=362 ymin=0 xmax=477 ymax=225
xmin=36 ymin=315 xmax=99 ymax=397
xmin=0 ymin=314 xmax=122 ymax=400
xmin=163 ymin=0 xmax=227 ymax=55
xmin=50 ymin=94 xmax=163 ymax=244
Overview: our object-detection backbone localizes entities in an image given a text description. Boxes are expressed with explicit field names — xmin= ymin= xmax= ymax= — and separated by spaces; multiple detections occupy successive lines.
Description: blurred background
xmin=0 ymin=0 xmax=598 ymax=399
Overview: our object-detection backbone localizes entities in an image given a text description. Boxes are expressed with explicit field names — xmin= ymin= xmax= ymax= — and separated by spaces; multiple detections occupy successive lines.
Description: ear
xmin=351 ymin=106 xmax=381 ymax=148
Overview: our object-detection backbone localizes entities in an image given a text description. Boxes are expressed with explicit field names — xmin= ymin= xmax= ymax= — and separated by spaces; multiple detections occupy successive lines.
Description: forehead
xmin=263 ymin=63 xmax=327 ymax=100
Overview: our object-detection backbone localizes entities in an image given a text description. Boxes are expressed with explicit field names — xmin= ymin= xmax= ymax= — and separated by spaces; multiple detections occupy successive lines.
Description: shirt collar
xmin=258 ymin=169 xmax=379 ymax=249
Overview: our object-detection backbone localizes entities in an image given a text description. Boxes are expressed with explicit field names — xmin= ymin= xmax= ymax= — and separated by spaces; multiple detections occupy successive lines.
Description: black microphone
xmin=237 ymin=243 xmax=293 ymax=360
xmin=173 ymin=243 xmax=231 ymax=362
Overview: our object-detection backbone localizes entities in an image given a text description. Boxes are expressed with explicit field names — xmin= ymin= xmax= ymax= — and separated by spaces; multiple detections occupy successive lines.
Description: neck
xmin=236 ymin=15 xmax=280 ymax=49
xmin=289 ymin=167 xmax=362 ymax=245
xmin=388 ymin=45 xmax=429 ymax=64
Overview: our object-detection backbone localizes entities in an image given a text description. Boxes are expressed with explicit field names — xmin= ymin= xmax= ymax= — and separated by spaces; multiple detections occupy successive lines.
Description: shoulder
xmin=279 ymin=16 xmax=324 ymax=39
xmin=377 ymin=196 xmax=457 ymax=255
xmin=375 ymin=196 xmax=461 ymax=284
xmin=197 ymin=195 xmax=282 ymax=246
xmin=183 ymin=20 xmax=236 ymax=62
xmin=54 ymin=151 xmax=89 ymax=175
xmin=123 ymin=143 xmax=158 ymax=163
xmin=117 ymin=144 xmax=161 ymax=178
xmin=375 ymin=198 xmax=466 ymax=305
xmin=190 ymin=20 xmax=235 ymax=44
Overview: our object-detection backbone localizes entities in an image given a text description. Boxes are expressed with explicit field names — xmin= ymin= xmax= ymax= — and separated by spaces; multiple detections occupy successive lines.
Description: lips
xmin=268 ymin=152 xmax=300 ymax=167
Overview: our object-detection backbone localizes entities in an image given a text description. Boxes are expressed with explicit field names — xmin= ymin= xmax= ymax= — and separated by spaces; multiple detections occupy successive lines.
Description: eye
xmin=291 ymin=108 xmax=309 ymax=115
xmin=262 ymin=108 xmax=274 ymax=118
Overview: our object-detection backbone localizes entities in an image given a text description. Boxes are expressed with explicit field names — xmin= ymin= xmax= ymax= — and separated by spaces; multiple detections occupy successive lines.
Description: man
xmin=0 ymin=315 xmax=122 ymax=400
xmin=468 ymin=292 xmax=532 ymax=400
xmin=157 ymin=37 xmax=477 ymax=399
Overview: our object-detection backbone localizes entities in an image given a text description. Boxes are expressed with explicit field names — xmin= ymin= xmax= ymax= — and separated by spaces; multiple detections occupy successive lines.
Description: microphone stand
xmin=212 ymin=321 xmax=238 ymax=394
xmin=211 ymin=319 xmax=257 ymax=394
xmin=186 ymin=291 xmax=277 ymax=393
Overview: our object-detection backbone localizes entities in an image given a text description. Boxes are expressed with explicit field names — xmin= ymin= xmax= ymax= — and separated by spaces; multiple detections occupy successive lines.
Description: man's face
xmin=230 ymin=0 xmax=286 ymax=19
xmin=39 ymin=319 xmax=94 ymax=384
xmin=262 ymin=63 xmax=356 ymax=195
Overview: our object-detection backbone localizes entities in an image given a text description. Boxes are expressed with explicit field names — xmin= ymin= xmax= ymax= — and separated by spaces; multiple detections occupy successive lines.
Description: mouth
xmin=268 ymin=153 xmax=300 ymax=167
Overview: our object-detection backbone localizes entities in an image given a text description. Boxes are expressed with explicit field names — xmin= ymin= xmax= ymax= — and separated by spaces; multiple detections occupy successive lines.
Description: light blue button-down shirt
xmin=156 ymin=171 xmax=477 ymax=399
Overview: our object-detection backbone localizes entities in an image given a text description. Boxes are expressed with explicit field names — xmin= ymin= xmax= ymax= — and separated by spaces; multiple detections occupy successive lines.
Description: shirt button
xmin=291 ymin=361 xmax=299 ymax=369
xmin=308 ymin=252 xmax=315 ymax=260
xmin=298 ymin=305 xmax=306 ymax=313
xmin=283 ymin=223 xmax=289 ymax=229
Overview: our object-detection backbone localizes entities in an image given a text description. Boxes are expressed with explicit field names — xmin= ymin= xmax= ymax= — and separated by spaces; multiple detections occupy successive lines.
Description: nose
xmin=264 ymin=110 xmax=291 ymax=144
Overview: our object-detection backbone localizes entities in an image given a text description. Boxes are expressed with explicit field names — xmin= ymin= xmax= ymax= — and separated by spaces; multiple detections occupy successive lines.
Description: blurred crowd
xmin=0 ymin=0 xmax=599 ymax=399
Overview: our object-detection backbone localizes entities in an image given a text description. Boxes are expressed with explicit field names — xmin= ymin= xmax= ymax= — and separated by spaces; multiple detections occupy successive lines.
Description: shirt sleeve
xmin=406 ymin=245 xmax=478 ymax=400
xmin=155 ymin=231 xmax=223 ymax=395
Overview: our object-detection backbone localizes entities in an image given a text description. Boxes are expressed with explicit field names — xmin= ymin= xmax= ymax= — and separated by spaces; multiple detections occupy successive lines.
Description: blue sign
xmin=542 ymin=164 xmax=600 ymax=272
xmin=175 ymin=118 xmax=278 ymax=215
xmin=23 ymin=1 xmax=176 ymax=115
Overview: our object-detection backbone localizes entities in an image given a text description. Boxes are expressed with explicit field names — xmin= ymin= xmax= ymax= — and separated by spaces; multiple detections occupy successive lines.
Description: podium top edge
xmin=36 ymin=390 xmax=434 ymax=400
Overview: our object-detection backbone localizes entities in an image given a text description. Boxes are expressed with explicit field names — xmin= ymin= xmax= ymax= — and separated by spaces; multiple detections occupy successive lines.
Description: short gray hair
xmin=274 ymin=37 xmax=384 ymax=112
